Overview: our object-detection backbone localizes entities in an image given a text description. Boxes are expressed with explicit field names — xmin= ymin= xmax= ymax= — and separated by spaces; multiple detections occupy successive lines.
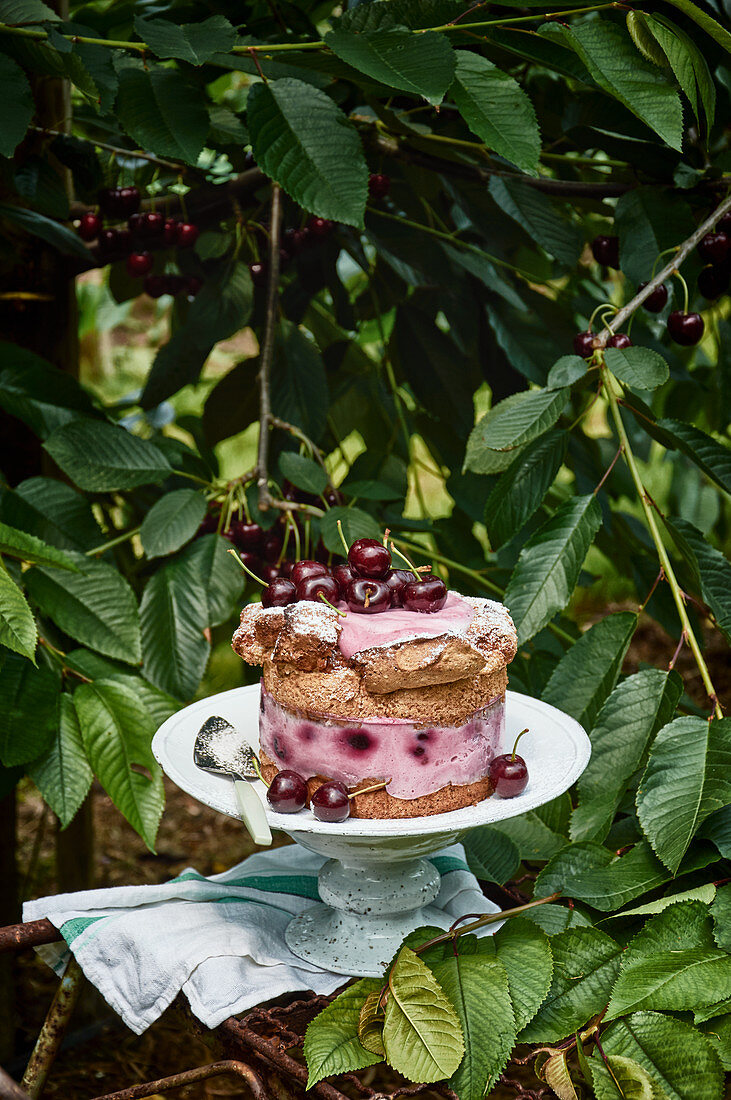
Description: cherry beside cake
xmin=231 ymin=538 xmax=517 ymax=819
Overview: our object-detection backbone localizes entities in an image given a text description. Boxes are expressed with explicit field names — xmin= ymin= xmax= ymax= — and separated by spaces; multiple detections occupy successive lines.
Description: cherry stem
xmin=671 ymin=268 xmax=690 ymax=315
xmin=389 ymin=542 xmax=421 ymax=579
xmin=511 ymin=728 xmax=529 ymax=760
xmin=227 ymin=547 xmax=266 ymax=587
xmin=319 ymin=593 xmax=347 ymax=618
xmin=336 ymin=518 xmax=350 ymax=557
xmin=349 ymin=779 xmax=390 ymax=800
xmin=251 ymin=752 xmax=270 ymax=787
xmin=587 ymin=301 xmax=615 ymax=331
xmin=412 ymin=892 xmax=561 ymax=956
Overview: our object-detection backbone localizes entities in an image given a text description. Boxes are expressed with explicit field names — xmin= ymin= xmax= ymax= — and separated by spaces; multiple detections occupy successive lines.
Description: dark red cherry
xmin=296 ymin=574 xmax=340 ymax=605
xmin=607 ymin=333 xmax=632 ymax=349
xmin=383 ymin=568 xmax=412 ymax=608
xmin=140 ymin=211 xmax=165 ymax=238
xmin=250 ymin=262 xmax=267 ymax=287
xmin=143 ymin=274 xmax=171 ymax=299
xmin=262 ymin=530 xmax=284 ymax=563
xmin=697 ymin=264 xmax=729 ymax=300
xmin=118 ymin=186 xmax=141 ymax=215
xmin=78 ymin=212 xmax=102 ymax=241
xmin=260 ymin=563 xmax=280 ymax=583
xmin=98 ymin=187 xmax=122 ymax=216
xmin=164 ymin=217 xmax=180 ymax=246
xmin=573 ymin=331 xmax=595 ymax=358
xmin=348 ymin=537 xmax=391 ymax=579
xmin=283 ymin=227 xmax=308 ymax=254
xmin=323 ymin=486 xmax=342 ymax=507
xmin=290 ymin=560 xmax=328 ymax=587
xmin=312 ymin=781 xmax=350 ymax=822
xmin=128 ymin=212 xmax=145 ymax=237
xmin=262 ymin=578 xmax=296 ymax=608
xmin=332 ymin=562 xmax=356 ymax=597
xmin=591 ymin=235 xmax=620 ymax=269
xmin=279 ymin=559 xmax=294 ymax=578
xmin=718 ymin=212 xmax=731 ymax=234
xmin=126 ymin=251 xmax=153 ymax=277
xmin=307 ymin=216 xmax=333 ymax=238
xmin=638 ymin=282 xmax=669 ymax=313
xmin=230 ymin=521 xmax=264 ymax=551
xmin=667 ymin=310 xmax=704 ymax=346
xmin=368 ymin=173 xmax=391 ymax=200
xmin=185 ymin=275 xmax=203 ymax=297
xmin=267 ymin=769 xmax=308 ymax=812
xmin=197 ymin=511 xmax=219 ymax=536
xmin=402 ymin=576 xmax=447 ymax=613
xmin=176 ymin=222 xmax=199 ymax=248
xmin=345 ymin=577 xmax=391 ymax=614
xmin=697 ymin=231 xmax=729 ymax=265
xmin=489 ymin=754 xmax=528 ymax=797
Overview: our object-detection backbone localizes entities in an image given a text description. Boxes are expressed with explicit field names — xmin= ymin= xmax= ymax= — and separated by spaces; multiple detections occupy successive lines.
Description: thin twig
xmin=412 ymin=892 xmax=561 ymax=955
xmin=32 ymin=126 xmax=186 ymax=171
xmin=256 ymin=184 xmax=283 ymax=512
xmin=593 ymin=445 xmax=623 ymax=495
xmin=668 ymin=629 xmax=688 ymax=670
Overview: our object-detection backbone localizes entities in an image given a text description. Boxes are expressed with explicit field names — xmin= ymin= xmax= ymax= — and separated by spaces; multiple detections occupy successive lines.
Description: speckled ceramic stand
xmin=153 ymin=685 xmax=590 ymax=977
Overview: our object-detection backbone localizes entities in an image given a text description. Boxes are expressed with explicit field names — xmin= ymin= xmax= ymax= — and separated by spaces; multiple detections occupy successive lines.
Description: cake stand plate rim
xmin=152 ymin=684 xmax=591 ymax=839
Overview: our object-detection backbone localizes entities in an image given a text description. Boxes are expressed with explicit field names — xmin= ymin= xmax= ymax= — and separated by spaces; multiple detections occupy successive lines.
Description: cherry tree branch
xmin=596 ymin=191 xmax=731 ymax=344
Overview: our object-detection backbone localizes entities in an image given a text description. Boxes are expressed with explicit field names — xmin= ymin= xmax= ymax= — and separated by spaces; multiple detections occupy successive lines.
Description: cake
xmin=231 ymin=559 xmax=517 ymax=819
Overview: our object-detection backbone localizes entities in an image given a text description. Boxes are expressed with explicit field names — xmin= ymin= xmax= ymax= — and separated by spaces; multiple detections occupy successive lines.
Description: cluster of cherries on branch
xmin=573 ymin=213 xmax=731 ymax=356
xmin=77 ymin=186 xmax=203 ymax=299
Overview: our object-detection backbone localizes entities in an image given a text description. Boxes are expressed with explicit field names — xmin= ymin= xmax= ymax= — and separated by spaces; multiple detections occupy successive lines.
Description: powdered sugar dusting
xmin=286 ymin=601 xmax=340 ymax=645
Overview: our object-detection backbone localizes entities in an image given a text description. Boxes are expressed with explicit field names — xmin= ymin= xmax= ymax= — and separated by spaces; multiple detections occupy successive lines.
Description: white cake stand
xmin=153 ymin=686 xmax=590 ymax=976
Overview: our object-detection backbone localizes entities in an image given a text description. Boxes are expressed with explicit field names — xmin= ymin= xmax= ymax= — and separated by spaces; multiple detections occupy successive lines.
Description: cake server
xmin=193 ymin=716 xmax=272 ymax=846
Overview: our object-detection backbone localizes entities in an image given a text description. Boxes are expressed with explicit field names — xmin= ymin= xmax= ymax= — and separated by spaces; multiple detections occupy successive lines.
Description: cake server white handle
xmin=233 ymin=778 xmax=272 ymax=846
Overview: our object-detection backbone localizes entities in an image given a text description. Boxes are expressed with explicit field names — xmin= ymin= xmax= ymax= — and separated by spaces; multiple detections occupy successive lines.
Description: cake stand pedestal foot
xmin=285 ymin=856 xmax=451 ymax=977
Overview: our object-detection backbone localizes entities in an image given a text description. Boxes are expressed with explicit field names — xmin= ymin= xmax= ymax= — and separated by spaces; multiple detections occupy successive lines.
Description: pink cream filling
xmin=259 ymin=686 xmax=505 ymax=801
xmin=336 ymin=591 xmax=475 ymax=660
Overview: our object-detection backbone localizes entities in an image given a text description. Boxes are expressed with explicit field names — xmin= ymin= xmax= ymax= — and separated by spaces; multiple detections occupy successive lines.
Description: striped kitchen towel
xmin=22 ymin=843 xmax=499 ymax=1034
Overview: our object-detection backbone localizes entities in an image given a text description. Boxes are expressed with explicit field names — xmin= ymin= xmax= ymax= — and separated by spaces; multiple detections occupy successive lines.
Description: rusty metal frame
xmin=0 ymin=918 xmax=547 ymax=1100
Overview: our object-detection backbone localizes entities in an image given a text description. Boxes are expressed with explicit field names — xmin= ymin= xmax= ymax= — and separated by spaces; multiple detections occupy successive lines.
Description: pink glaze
xmin=337 ymin=591 xmax=474 ymax=660
xmin=259 ymin=687 xmax=504 ymax=801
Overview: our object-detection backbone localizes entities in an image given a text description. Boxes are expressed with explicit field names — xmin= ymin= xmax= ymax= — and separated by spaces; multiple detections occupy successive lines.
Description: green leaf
xmin=116 ymin=64 xmax=210 ymax=166
xmin=64 ymin=650 xmax=178 ymax=728
xmin=611 ymin=884 xmax=717 ymax=919
xmin=605 ymin=346 xmax=670 ymax=390
xmin=450 ymin=53 xmax=540 ymax=173
xmin=140 ymin=554 xmax=210 ymax=699
xmin=0 ymin=561 xmax=36 ymax=661
xmin=140 ymin=490 xmax=207 ymax=560
xmin=0 ymin=654 xmax=59 ymax=767
xmin=572 ymin=669 xmax=682 ymax=842
xmin=44 ymin=420 xmax=171 ymax=492
xmin=465 ymin=388 xmax=569 ymax=473
xmin=607 ymin=950 xmax=731 ymax=1019
xmin=539 ymin=20 xmax=683 ymax=150
xmin=637 ymin=716 xmax=731 ymax=874
xmin=476 ymin=916 xmax=553 ymax=1032
xmin=278 ymin=452 xmax=329 ymax=497
xmin=432 ymin=955 xmax=515 ymax=1100
xmin=0 ymin=341 xmax=99 ymax=438
xmin=522 ymin=904 xmax=594 ymax=935
xmin=0 ymin=0 xmax=60 ymax=21
xmin=383 ymin=946 xmax=464 ymax=1083
xmin=667 ymin=519 xmax=731 ymax=643
xmin=535 ymin=839 xmax=718 ymax=912
xmin=26 ymin=553 xmax=141 ymax=666
xmin=248 ymin=77 xmax=368 ymax=227
xmin=0 ymin=53 xmax=34 ymax=158
xmin=489 ymin=813 xmax=568 ymax=861
xmin=635 ymin=14 xmax=715 ymax=130
xmin=179 ymin=534 xmax=244 ymax=629
xmin=542 ymin=612 xmax=636 ymax=732
xmin=547 ymin=356 xmax=588 ymax=390
xmin=614 ymin=188 xmax=696 ymax=285
xmin=74 ymin=679 xmax=163 ymax=851
xmin=588 ymin=1053 xmax=659 ymax=1100
xmin=656 ymin=419 xmax=731 ymax=496
xmin=463 ymin=826 xmax=521 ymax=885
xmin=711 ymin=884 xmax=731 ymax=952
xmin=135 ymin=15 xmax=236 ymax=65
xmin=325 ymin=26 xmax=455 ymax=105
xmin=662 ymin=0 xmax=731 ymax=59
xmin=141 ymin=261 xmax=254 ymax=408
xmin=29 ymin=694 xmax=92 ymax=829
xmin=518 ymin=927 xmax=621 ymax=1043
xmin=600 ymin=1010 xmax=724 ymax=1100
xmin=0 ymin=477 xmax=101 ymax=552
xmin=0 ymin=202 xmax=92 ymax=259
xmin=488 ymin=179 xmax=582 ymax=266
xmin=484 ymin=430 xmax=566 ymax=549
xmin=358 ymin=988 xmax=386 ymax=1056
xmin=270 ymin=321 xmax=330 ymax=443
xmin=304 ymin=978 xmax=383 ymax=1088
xmin=320 ymin=506 xmax=383 ymax=555
xmin=0 ymin=521 xmax=77 ymax=571
xmin=699 ymin=1014 xmax=731 ymax=1072
xmin=504 ymin=495 xmax=602 ymax=645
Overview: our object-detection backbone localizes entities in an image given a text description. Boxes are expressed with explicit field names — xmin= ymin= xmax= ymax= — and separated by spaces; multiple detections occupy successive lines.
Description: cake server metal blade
xmin=193 ymin=716 xmax=272 ymax=846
